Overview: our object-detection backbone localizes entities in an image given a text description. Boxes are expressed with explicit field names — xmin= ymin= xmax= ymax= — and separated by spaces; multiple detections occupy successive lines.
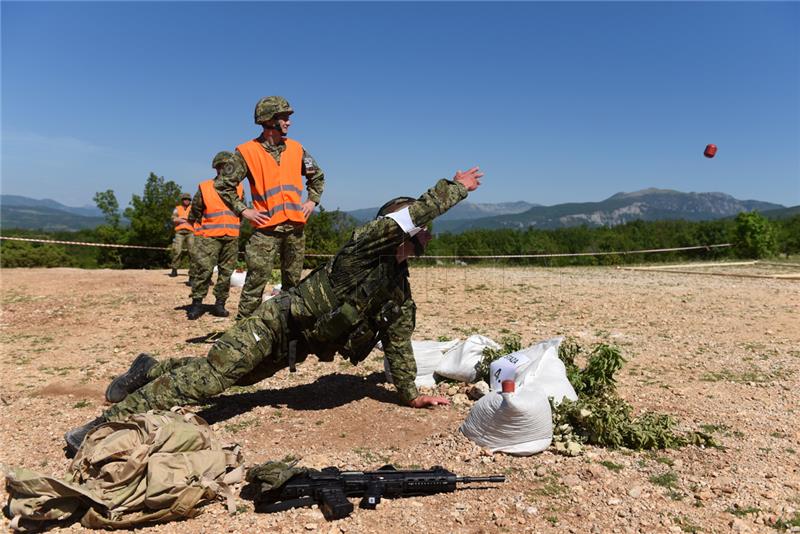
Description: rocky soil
xmin=1 ymin=264 xmax=798 ymax=533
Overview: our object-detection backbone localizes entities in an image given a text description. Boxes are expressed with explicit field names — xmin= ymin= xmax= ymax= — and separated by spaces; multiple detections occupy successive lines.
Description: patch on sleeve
xmin=383 ymin=207 xmax=422 ymax=236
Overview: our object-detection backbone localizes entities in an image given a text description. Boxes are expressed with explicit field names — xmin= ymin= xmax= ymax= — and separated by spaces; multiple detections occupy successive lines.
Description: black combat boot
xmin=105 ymin=352 xmax=158 ymax=403
xmin=169 ymin=268 xmax=178 ymax=277
xmin=64 ymin=416 xmax=106 ymax=456
xmin=187 ymin=298 xmax=203 ymax=320
xmin=210 ymin=299 xmax=229 ymax=317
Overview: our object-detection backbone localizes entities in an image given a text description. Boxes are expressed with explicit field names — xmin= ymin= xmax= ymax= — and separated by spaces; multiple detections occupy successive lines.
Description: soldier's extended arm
xmin=188 ymin=188 xmax=204 ymax=224
xmin=214 ymin=151 xmax=250 ymax=216
xmin=407 ymin=178 xmax=469 ymax=230
xmin=333 ymin=174 xmax=476 ymax=272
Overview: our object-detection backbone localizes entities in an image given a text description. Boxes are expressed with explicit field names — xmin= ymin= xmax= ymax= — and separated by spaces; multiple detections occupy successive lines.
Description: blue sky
xmin=2 ymin=1 xmax=799 ymax=211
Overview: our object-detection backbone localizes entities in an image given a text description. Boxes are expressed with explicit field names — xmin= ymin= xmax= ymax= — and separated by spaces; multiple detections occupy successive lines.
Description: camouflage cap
xmin=212 ymin=150 xmax=235 ymax=170
xmin=180 ymin=193 xmax=191 ymax=201
xmin=254 ymin=96 xmax=293 ymax=125
xmin=376 ymin=197 xmax=416 ymax=219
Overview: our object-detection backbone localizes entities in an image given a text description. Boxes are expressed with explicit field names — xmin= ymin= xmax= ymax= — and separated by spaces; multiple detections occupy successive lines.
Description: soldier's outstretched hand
xmin=453 ymin=166 xmax=483 ymax=191
xmin=409 ymin=395 xmax=451 ymax=409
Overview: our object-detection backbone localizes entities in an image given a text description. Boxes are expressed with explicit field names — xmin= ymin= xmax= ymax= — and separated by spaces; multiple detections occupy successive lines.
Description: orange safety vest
xmin=173 ymin=205 xmax=194 ymax=233
xmin=195 ymin=180 xmax=244 ymax=238
xmin=236 ymin=138 xmax=306 ymax=228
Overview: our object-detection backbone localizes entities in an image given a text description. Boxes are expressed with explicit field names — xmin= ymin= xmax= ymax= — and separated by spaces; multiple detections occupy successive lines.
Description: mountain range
xmin=430 ymin=188 xmax=788 ymax=233
xmin=1 ymin=190 xmax=794 ymax=233
xmin=1 ymin=195 xmax=106 ymax=232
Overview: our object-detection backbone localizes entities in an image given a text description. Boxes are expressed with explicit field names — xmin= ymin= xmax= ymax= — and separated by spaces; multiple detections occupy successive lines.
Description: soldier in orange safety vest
xmin=169 ymin=193 xmax=195 ymax=278
xmin=183 ymin=152 xmax=246 ymax=320
xmin=214 ymin=96 xmax=325 ymax=320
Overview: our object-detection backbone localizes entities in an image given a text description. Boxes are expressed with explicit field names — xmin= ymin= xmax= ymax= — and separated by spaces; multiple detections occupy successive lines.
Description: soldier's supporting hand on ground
xmin=65 ymin=167 xmax=484 ymax=455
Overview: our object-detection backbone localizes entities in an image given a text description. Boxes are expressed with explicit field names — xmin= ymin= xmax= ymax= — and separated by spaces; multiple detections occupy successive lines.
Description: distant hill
xmin=1 ymin=195 xmax=102 ymax=217
xmin=762 ymin=205 xmax=800 ymax=219
xmin=1 ymin=195 xmax=113 ymax=231
xmin=433 ymin=188 xmax=785 ymax=233
xmin=347 ymin=200 xmax=537 ymax=223
xmin=1 ymin=205 xmax=106 ymax=231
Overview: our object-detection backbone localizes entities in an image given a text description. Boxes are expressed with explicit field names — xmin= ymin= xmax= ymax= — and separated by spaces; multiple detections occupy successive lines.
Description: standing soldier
xmin=215 ymin=96 xmax=325 ymax=320
xmin=169 ymin=193 xmax=194 ymax=278
xmin=185 ymin=152 xmax=246 ymax=320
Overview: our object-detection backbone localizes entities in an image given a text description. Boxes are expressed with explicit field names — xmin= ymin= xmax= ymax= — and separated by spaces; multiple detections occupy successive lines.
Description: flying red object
xmin=704 ymin=144 xmax=717 ymax=158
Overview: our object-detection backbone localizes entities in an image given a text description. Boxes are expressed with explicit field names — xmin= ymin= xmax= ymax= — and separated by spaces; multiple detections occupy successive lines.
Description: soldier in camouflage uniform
xmin=169 ymin=193 xmax=195 ymax=277
xmin=215 ymin=96 xmax=325 ymax=320
xmin=184 ymin=152 xmax=246 ymax=320
xmin=65 ymin=168 xmax=484 ymax=454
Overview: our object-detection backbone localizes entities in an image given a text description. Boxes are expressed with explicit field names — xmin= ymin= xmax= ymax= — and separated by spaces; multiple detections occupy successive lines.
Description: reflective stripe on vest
xmin=196 ymin=179 xmax=243 ymax=238
xmin=236 ymin=138 xmax=306 ymax=228
xmin=174 ymin=205 xmax=194 ymax=232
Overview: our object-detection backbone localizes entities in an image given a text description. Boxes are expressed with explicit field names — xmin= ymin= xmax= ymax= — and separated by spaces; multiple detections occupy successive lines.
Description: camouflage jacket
xmin=214 ymin=137 xmax=325 ymax=216
xmin=294 ymin=178 xmax=468 ymax=403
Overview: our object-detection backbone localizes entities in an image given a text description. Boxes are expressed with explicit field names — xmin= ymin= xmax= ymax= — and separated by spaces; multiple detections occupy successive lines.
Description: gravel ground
xmin=1 ymin=265 xmax=798 ymax=533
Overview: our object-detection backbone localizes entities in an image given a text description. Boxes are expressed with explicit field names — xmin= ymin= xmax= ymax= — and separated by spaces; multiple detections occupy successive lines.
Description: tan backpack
xmin=5 ymin=410 xmax=243 ymax=531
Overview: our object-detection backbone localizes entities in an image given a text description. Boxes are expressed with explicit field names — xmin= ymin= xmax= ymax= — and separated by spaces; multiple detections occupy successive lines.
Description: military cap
xmin=254 ymin=96 xmax=294 ymax=125
xmin=376 ymin=197 xmax=416 ymax=219
xmin=212 ymin=151 xmax=235 ymax=170
xmin=180 ymin=193 xmax=191 ymax=201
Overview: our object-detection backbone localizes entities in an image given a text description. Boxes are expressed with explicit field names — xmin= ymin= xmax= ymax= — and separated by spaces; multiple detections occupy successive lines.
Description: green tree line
xmin=1 ymin=172 xmax=358 ymax=269
xmin=1 ymin=171 xmax=798 ymax=269
xmin=425 ymin=212 xmax=798 ymax=266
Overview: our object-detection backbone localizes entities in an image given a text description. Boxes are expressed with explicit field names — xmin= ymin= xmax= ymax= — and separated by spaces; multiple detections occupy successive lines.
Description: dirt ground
xmin=1 ymin=264 xmax=798 ymax=533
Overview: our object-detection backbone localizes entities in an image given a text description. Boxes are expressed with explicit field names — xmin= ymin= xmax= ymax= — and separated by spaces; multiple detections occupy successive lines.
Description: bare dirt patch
xmin=1 ymin=266 xmax=798 ymax=533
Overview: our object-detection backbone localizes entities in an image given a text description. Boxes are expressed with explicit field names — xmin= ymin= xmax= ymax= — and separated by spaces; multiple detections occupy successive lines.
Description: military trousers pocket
xmin=208 ymin=318 xmax=274 ymax=380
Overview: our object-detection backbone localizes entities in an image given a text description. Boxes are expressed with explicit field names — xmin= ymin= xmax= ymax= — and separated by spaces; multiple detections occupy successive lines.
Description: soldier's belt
xmin=253 ymin=222 xmax=304 ymax=235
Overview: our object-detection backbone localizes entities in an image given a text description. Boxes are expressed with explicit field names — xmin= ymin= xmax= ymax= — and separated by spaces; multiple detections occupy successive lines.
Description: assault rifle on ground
xmin=253 ymin=464 xmax=506 ymax=520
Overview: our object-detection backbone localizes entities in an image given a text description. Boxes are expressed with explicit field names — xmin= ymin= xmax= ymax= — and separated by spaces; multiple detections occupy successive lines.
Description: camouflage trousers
xmin=237 ymin=224 xmax=306 ymax=319
xmin=170 ymin=231 xmax=194 ymax=269
xmin=105 ymin=299 xmax=291 ymax=421
xmin=190 ymin=236 xmax=239 ymax=302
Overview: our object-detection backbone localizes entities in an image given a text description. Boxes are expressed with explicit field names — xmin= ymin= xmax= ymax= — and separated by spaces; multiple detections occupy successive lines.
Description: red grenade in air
xmin=704 ymin=144 xmax=717 ymax=158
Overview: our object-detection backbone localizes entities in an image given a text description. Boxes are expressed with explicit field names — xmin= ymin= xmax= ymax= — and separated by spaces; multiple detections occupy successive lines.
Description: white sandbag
xmin=489 ymin=337 xmax=577 ymax=404
xmin=435 ymin=334 xmax=499 ymax=383
xmin=230 ymin=270 xmax=246 ymax=288
xmin=383 ymin=339 xmax=461 ymax=388
xmin=460 ymin=386 xmax=553 ymax=455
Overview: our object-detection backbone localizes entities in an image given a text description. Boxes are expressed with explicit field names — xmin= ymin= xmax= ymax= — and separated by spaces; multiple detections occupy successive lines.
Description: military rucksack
xmin=4 ymin=410 xmax=243 ymax=531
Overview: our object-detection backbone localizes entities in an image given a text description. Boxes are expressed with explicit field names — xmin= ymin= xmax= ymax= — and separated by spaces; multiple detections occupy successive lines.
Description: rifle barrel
xmin=457 ymin=475 xmax=506 ymax=484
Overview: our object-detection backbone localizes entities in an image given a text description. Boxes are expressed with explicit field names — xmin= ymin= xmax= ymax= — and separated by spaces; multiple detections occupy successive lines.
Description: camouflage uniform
xmin=187 ymin=187 xmax=242 ymax=303
xmin=170 ymin=229 xmax=194 ymax=270
xmin=216 ymin=138 xmax=325 ymax=320
xmin=104 ymin=178 xmax=468 ymax=420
